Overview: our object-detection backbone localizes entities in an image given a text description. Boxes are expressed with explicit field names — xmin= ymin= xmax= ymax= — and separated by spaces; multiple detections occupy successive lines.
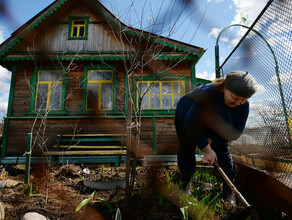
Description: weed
xmin=100 ymin=164 xmax=105 ymax=179
xmin=76 ymin=191 xmax=95 ymax=212
xmin=98 ymin=198 xmax=113 ymax=213
xmin=139 ymin=182 xmax=148 ymax=197
xmin=190 ymin=171 xmax=222 ymax=199
xmin=178 ymin=190 xmax=221 ymax=220
xmin=23 ymin=183 xmax=44 ymax=197
xmin=115 ymin=208 xmax=122 ymax=220
xmin=115 ymin=167 xmax=120 ymax=177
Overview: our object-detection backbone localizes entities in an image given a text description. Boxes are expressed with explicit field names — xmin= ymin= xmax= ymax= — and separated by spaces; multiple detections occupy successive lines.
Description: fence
xmin=219 ymin=0 xmax=292 ymax=188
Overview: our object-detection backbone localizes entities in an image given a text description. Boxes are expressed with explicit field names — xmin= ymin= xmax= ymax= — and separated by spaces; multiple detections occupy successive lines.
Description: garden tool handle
xmin=214 ymin=161 xmax=251 ymax=208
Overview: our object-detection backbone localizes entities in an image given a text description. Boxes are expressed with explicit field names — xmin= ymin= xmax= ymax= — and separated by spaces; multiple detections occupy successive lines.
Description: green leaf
xmin=98 ymin=198 xmax=113 ymax=213
xmin=209 ymin=201 xmax=217 ymax=220
xmin=159 ymin=194 xmax=164 ymax=207
xmin=139 ymin=182 xmax=148 ymax=196
xmin=75 ymin=191 xmax=95 ymax=212
xmin=115 ymin=208 xmax=122 ymax=220
xmin=164 ymin=168 xmax=171 ymax=182
xmin=180 ymin=206 xmax=189 ymax=220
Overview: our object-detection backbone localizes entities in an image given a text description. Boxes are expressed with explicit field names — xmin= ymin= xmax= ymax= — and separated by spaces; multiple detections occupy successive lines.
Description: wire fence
xmin=219 ymin=0 xmax=292 ymax=188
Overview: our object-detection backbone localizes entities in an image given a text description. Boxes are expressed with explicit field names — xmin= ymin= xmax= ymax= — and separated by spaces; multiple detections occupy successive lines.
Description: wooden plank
xmin=59 ymin=138 xmax=123 ymax=142
xmin=58 ymin=134 xmax=127 ymax=137
xmin=53 ymin=145 xmax=126 ymax=149
xmin=45 ymin=150 xmax=126 ymax=156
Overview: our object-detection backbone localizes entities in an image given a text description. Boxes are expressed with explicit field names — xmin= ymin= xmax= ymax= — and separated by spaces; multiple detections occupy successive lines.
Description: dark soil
xmin=0 ymin=162 xmax=282 ymax=220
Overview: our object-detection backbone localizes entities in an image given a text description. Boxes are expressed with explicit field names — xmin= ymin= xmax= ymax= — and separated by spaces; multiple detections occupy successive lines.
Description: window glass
xmin=89 ymin=71 xmax=112 ymax=81
xmin=101 ymin=83 xmax=113 ymax=110
xmin=150 ymin=96 xmax=160 ymax=108
xmin=140 ymin=96 xmax=149 ymax=109
xmin=173 ymin=82 xmax=183 ymax=94
xmin=162 ymin=96 xmax=172 ymax=109
xmin=136 ymin=80 xmax=185 ymax=110
xmin=35 ymin=70 xmax=64 ymax=111
xmin=39 ymin=70 xmax=62 ymax=81
xmin=72 ymin=28 xmax=78 ymax=37
xmin=73 ymin=20 xmax=85 ymax=25
xmin=87 ymin=70 xmax=113 ymax=110
xmin=70 ymin=18 xmax=87 ymax=38
xmin=79 ymin=27 xmax=85 ymax=37
xmin=138 ymin=82 xmax=149 ymax=95
xmin=87 ymin=83 xmax=99 ymax=109
xmin=161 ymin=82 xmax=171 ymax=94
xmin=50 ymin=83 xmax=62 ymax=109
xmin=150 ymin=83 xmax=159 ymax=94
xmin=36 ymin=84 xmax=48 ymax=110
xmin=173 ymin=96 xmax=181 ymax=107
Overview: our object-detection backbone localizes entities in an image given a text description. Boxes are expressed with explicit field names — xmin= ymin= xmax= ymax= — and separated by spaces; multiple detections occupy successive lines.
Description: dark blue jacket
xmin=174 ymin=83 xmax=249 ymax=150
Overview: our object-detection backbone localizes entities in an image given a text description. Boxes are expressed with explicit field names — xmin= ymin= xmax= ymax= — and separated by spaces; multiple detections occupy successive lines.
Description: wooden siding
xmin=156 ymin=118 xmax=179 ymax=155
xmin=12 ymin=5 xmax=133 ymax=53
xmin=6 ymin=117 xmax=178 ymax=157
xmin=11 ymin=62 xmax=126 ymax=116
xmin=6 ymin=118 xmax=128 ymax=157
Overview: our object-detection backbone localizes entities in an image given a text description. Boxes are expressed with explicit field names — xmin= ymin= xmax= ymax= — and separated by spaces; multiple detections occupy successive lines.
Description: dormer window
xmin=68 ymin=16 xmax=89 ymax=40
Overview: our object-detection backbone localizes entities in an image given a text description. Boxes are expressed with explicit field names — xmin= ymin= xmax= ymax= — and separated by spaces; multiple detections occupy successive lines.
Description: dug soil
xmin=0 ymin=163 xmax=280 ymax=220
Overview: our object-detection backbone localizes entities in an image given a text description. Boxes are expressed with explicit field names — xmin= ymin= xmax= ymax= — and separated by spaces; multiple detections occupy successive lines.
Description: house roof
xmin=0 ymin=0 xmax=205 ymax=64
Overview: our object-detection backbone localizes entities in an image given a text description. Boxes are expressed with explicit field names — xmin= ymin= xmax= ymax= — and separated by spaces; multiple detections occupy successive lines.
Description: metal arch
xmin=215 ymin=23 xmax=291 ymax=147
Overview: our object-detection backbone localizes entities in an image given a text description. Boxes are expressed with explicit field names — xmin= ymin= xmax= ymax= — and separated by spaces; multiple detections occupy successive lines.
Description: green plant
xmin=115 ymin=167 xmax=120 ymax=177
xmin=189 ymin=171 xmax=222 ymax=200
xmin=139 ymin=182 xmax=148 ymax=197
xmin=24 ymin=183 xmax=44 ymax=197
xmin=98 ymin=198 xmax=113 ymax=214
xmin=178 ymin=191 xmax=221 ymax=220
xmin=115 ymin=208 xmax=122 ymax=220
xmin=75 ymin=191 xmax=95 ymax=212
xmin=75 ymin=189 xmax=81 ymax=201
xmin=115 ymin=188 xmax=120 ymax=207
xmin=100 ymin=164 xmax=105 ymax=179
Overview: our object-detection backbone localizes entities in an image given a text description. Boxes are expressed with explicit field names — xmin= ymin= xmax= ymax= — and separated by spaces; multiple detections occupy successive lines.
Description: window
xmin=86 ymin=70 xmax=113 ymax=110
xmin=35 ymin=70 xmax=64 ymax=110
xmin=80 ymin=65 xmax=118 ymax=114
xmin=28 ymin=68 xmax=68 ymax=114
xmin=68 ymin=16 xmax=89 ymax=40
xmin=137 ymin=81 xmax=185 ymax=109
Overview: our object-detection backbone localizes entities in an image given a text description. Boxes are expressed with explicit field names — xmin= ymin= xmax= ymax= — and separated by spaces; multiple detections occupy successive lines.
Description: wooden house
xmin=0 ymin=0 xmax=209 ymax=164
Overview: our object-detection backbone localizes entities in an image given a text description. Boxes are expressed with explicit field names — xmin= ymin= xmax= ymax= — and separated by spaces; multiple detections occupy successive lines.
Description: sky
xmin=0 ymin=0 xmax=268 ymax=118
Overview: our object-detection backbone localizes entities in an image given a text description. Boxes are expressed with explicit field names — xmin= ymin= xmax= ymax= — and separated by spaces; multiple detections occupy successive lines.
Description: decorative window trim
xmin=68 ymin=16 xmax=89 ymax=40
xmin=133 ymin=72 xmax=190 ymax=115
xmin=79 ymin=65 xmax=119 ymax=114
xmin=27 ymin=67 xmax=69 ymax=115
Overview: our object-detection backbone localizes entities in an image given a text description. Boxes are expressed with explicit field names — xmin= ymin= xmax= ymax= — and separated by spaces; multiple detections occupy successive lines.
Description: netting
xmin=219 ymin=0 xmax=292 ymax=188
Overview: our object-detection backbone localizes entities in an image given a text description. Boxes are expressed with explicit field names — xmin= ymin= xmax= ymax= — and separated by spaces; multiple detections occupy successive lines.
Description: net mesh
xmin=219 ymin=0 xmax=292 ymax=188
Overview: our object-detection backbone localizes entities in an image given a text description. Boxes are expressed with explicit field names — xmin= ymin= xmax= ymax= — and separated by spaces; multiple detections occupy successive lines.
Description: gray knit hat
xmin=225 ymin=70 xmax=257 ymax=98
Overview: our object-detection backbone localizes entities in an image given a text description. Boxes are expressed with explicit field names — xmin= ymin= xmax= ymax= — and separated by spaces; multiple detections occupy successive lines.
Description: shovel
xmin=214 ymin=161 xmax=251 ymax=208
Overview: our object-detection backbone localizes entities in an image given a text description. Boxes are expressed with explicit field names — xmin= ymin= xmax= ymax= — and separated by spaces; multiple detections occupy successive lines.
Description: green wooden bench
xmin=46 ymin=133 xmax=127 ymax=166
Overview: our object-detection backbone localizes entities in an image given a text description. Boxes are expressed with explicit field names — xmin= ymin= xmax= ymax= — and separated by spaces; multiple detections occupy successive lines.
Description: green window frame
xmin=133 ymin=72 xmax=190 ymax=115
xmin=80 ymin=65 xmax=119 ymax=114
xmin=68 ymin=16 xmax=89 ymax=40
xmin=28 ymin=68 xmax=69 ymax=114
xmin=137 ymin=81 xmax=185 ymax=110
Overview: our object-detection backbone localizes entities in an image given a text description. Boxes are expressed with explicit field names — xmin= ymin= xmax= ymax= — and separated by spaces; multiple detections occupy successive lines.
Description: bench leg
xmin=50 ymin=155 xmax=59 ymax=166
xmin=115 ymin=155 xmax=121 ymax=167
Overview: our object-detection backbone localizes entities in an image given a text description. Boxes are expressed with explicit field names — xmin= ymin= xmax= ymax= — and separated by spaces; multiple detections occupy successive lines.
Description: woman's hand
xmin=200 ymin=141 xmax=217 ymax=165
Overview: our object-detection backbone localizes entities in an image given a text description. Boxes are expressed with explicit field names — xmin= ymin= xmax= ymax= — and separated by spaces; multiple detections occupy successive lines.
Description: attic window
xmin=68 ymin=16 xmax=89 ymax=40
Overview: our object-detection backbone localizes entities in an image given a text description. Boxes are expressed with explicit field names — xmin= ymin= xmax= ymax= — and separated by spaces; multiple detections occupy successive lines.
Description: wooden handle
xmin=214 ymin=161 xmax=251 ymax=208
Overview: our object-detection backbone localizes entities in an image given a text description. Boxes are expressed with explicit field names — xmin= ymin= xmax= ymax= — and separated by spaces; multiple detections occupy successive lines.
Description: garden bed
xmin=0 ymin=162 xmax=286 ymax=219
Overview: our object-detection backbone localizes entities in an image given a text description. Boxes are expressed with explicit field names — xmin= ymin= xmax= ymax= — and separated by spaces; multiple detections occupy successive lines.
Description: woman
xmin=174 ymin=70 xmax=257 ymax=203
